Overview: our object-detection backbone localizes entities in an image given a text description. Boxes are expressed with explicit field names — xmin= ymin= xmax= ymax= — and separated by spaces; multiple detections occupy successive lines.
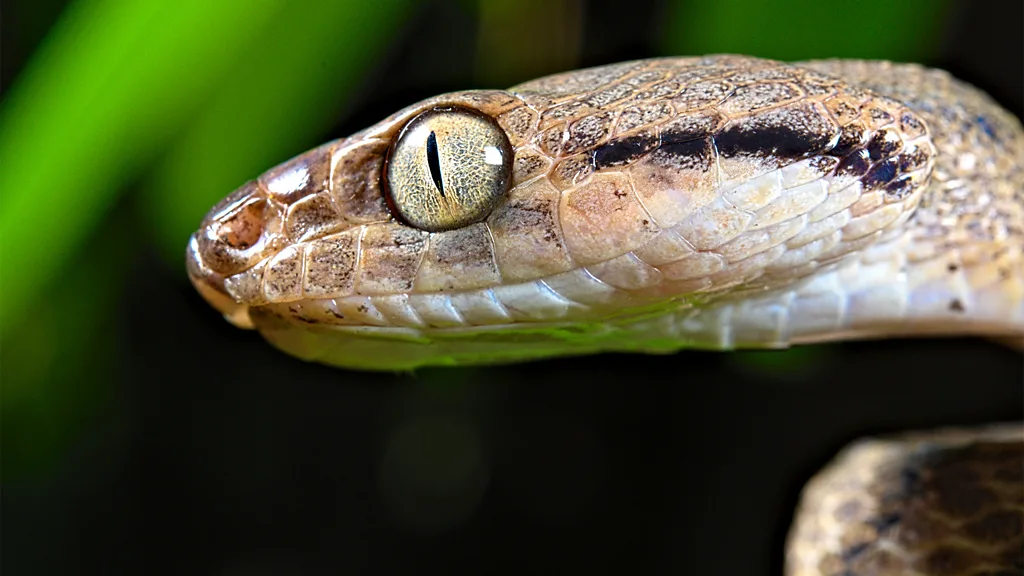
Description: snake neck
xmin=617 ymin=62 xmax=1024 ymax=350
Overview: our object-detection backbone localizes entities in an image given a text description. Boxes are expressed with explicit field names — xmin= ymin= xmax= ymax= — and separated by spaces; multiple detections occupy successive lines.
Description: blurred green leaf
xmin=0 ymin=0 xmax=289 ymax=341
xmin=2 ymin=210 xmax=130 ymax=477
xmin=475 ymin=0 xmax=582 ymax=86
xmin=145 ymin=0 xmax=418 ymax=264
xmin=662 ymin=0 xmax=950 ymax=62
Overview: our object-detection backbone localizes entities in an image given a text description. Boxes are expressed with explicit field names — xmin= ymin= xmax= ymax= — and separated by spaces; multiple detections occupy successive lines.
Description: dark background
xmin=2 ymin=0 xmax=1022 ymax=574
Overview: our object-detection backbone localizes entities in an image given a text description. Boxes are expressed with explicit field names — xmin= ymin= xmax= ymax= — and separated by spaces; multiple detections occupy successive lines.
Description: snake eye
xmin=385 ymin=107 xmax=513 ymax=232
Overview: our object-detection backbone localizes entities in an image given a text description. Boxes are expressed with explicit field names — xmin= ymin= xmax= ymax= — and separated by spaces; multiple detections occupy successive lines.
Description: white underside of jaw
xmin=257 ymin=230 xmax=1023 ymax=356
xmin=260 ymin=269 xmax=622 ymax=331
xmin=640 ymin=234 xmax=1024 ymax=348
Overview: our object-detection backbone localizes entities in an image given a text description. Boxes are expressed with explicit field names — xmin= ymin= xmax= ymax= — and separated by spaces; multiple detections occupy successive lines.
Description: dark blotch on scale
xmin=836 ymin=149 xmax=871 ymax=177
xmin=830 ymin=123 xmax=869 ymax=157
xmin=885 ymin=175 xmax=916 ymax=200
xmin=899 ymin=112 xmax=926 ymax=138
xmin=867 ymin=129 xmax=902 ymax=161
xmin=650 ymin=130 xmax=714 ymax=170
xmin=868 ymin=107 xmax=893 ymax=124
xmin=715 ymin=125 xmax=833 ymax=160
xmin=593 ymin=134 xmax=660 ymax=168
xmin=862 ymin=158 xmax=899 ymax=191
xmin=898 ymin=146 xmax=930 ymax=172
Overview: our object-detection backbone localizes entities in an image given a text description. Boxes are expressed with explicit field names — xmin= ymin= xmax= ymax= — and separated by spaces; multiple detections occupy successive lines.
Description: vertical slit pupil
xmin=426 ymin=131 xmax=444 ymax=197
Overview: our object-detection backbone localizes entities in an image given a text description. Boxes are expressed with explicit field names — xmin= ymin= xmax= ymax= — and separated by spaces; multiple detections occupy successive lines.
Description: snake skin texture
xmin=787 ymin=425 xmax=1023 ymax=575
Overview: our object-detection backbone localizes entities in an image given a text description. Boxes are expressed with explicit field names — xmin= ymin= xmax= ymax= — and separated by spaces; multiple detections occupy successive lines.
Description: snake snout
xmin=186 ymin=234 xmax=254 ymax=329
xmin=186 ymin=180 xmax=284 ymax=329
xmin=194 ymin=181 xmax=280 ymax=275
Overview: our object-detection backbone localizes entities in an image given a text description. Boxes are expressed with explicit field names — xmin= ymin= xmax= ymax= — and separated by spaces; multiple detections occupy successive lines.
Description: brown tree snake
xmin=187 ymin=55 xmax=1023 ymax=574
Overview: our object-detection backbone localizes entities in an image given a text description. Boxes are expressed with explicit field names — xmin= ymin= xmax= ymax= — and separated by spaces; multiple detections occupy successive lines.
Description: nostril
xmin=216 ymin=199 xmax=266 ymax=249
xmin=196 ymin=193 xmax=276 ymax=276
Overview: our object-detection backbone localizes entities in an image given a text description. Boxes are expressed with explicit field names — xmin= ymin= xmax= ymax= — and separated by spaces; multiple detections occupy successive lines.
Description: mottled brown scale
xmin=613 ymin=101 xmax=674 ymax=135
xmin=258 ymin=143 xmax=334 ymax=204
xmin=356 ymin=224 xmax=427 ymax=294
xmin=673 ymin=80 xmax=734 ymax=111
xmin=560 ymin=173 xmax=659 ymax=264
xmin=218 ymin=199 xmax=265 ymax=250
xmin=537 ymin=124 xmax=567 ymax=156
xmin=634 ymin=81 xmax=681 ymax=101
xmin=797 ymin=71 xmax=844 ymax=98
xmin=583 ymin=82 xmax=636 ymax=108
xmin=487 ymin=178 xmax=574 ymax=282
xmin=563 ymin=111 xmax=615 ymax=154
xmin=285 ymin=193 xmax=343 ymax=242
xmin=723 ymin=66 xmax=794 ymax=84
xmin=551 ymin=153 xmax=595 ymax=188
xmin=329 ymin=139 xmax=391 ymax=224
xmin=720 ymin=81 xmax=804 ymax=114
xmin=826 ymin=97 xmax=863 ymax=125
xmin=866 ymin=106 xmax=895 ymax=128
xmin=512 ymin=152 xmax=550 ymax=181
xmin=303 ymin=232 xmax=358 ymax=298
xmin=900 ymin=111 xmax=928 ymax=140
xmin=659 ymin=110 xmax=727 ymax=140
xmin=264 ymin=245 xmax=304 ymax=301
xmin=541 ymin=100 xmax=593 ymax=125
xmin=414 ymin=224 xmax=500 ymax=291
xmin=495 ymin=106 xmax=536 ymax=146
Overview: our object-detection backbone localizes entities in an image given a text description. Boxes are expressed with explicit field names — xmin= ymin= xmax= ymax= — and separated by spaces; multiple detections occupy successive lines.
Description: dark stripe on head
xmin=714 ymin=124 xmax=834 ymax=160
xmin=593 ymin=134 xmax=660 ymax=169
xmin=649 ymin=137 xmax=714 ymax=171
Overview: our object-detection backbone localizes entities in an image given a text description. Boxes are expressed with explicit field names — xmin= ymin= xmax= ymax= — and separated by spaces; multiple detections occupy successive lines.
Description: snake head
xmin=187 ymin=56 xmax=966 ymax=369
xmin=186 ymin=91 xmax=529 ymax=338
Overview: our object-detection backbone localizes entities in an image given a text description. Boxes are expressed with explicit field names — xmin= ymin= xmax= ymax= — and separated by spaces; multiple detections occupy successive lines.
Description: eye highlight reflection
xmin=385 ymin=107 xmax=513 ymax=232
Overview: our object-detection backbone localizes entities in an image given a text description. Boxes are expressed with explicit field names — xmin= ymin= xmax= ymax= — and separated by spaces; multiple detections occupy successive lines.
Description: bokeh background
xmin=2 ymin=0 xmax=1021 ymax=574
